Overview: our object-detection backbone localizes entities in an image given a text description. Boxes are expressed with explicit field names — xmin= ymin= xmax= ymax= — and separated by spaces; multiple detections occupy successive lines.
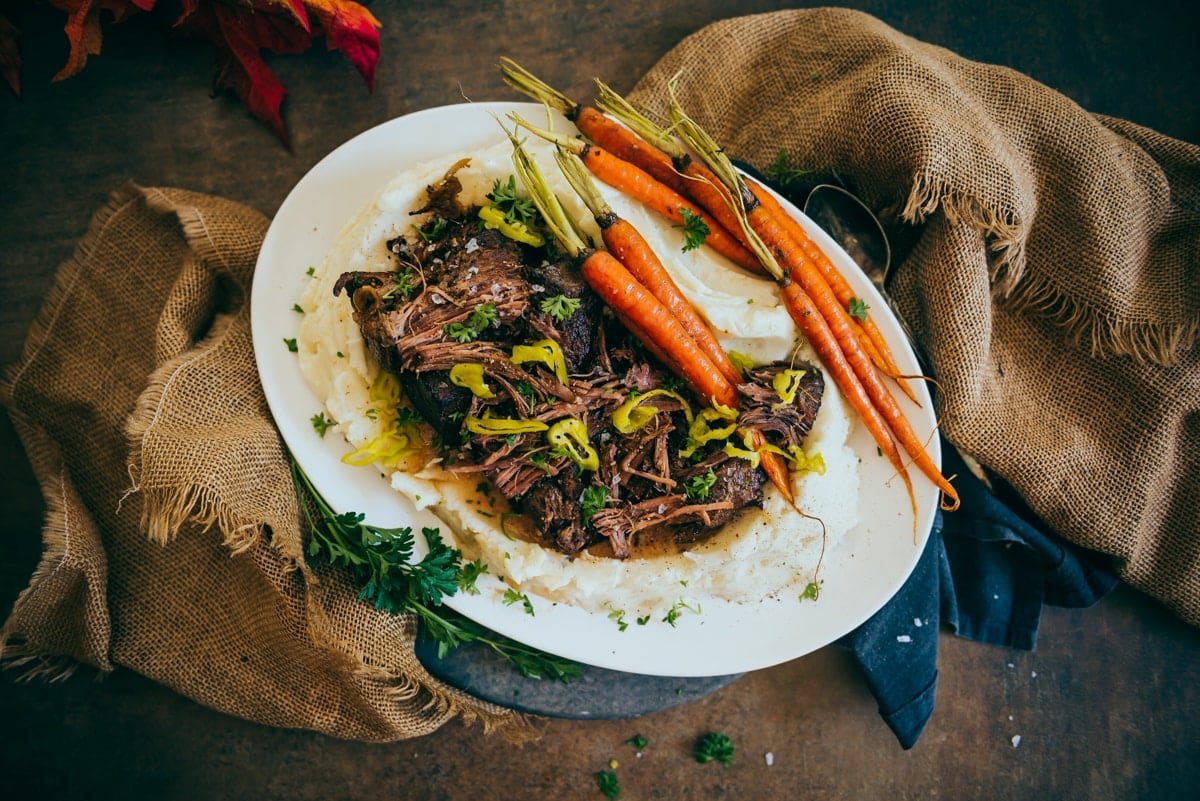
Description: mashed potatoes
xmin=296 ymin=138 xmax=859 ymax=616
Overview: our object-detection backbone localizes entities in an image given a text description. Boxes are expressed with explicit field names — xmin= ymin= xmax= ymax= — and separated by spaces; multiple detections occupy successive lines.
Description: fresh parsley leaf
xmin=847 ymin=296 xmax=869 ymax=321
xmin=489 ymin=175 xmax=537 ymax=225
xmin=310 ymin=411 xmax=335 ymax=437
xmin=283 ymin=337 xmax=298 ymax=352
xmin=694 ymin=732 xmax=735 ymax=765
xmin=292 ymin=303 xmax=305 ymax=314
xmin=416 ymin=217 xmax=447 ymax=243
xmin=766 ymin=149 xmax=809 ymax=186
xmin=608 ymin=607 xmax=629 ymax=632
xmin=305 ymin=266 xmax=316 ymax=277
xmin=382 ymin=268 xmax=417 ymax=300
xmin=502 ymin=588 xmax=535 ymax=616
xmin=291 ymin=459 xmax=581 ymax=682
xmin=580 ymin=485 xmax=610 ymax=526
xmin=595 ymin=769 xmax=620 ymax=800
xmin=539 ymin=293 xmax=582 ymax=322
xmin=684 ymin=469 xmax=718 ymax=501
xmin=625 ymin=734 xmax=648 ymax=750
xmin=457 ymin=559 xmax=488 ymax=595
xmin=675 ymin=207 xmax=710 ymax=252
xmin=394 ymin=407 xmax=423 ymax=426
xmin=662 ymin=598 xmax=700 ymax=627
xmin=800 ymin=580 xmax=822 ymax=602
xmin=444 ymin=302 xmax=498 ymax=343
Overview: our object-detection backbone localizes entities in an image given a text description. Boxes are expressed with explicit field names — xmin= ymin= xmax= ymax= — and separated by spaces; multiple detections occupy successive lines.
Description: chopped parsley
xmin=283 ymin=337 xmax=298 ymax=352
xmin=457 ymin=559 xmax=488 ymax=595
xmin=675 ymin=207 xmax=710 ymax=252
xmin=608 ymin=607 xmax=629 ymax=632
xmin=502 ymin=588 xmax=535 ymax=616
xmin=539 ymin=293 xmax=582 ymax=322
xmin=694 ymin=732 xmax=735 ymax=765
xmin=595 ymin=769 xmax=620 ymax=800
xmin=292 ymin=303 xmax=304 ymax=314
xmin=488 ymin=175 xmax=537 ymax=225
xmin=580 ymin=485 xmax=610 ymax=526
xmin=765 ymin=148 xmax=809 ymax=186
xmin=310 ymin=411 xmax=336 ymax=438
xmin=625 ymin=734 xmax=647 ymax=750
xmin=662 ymin=598 xmax=700 ymax=627
xmin=305 ymin=265 xmax=316 ymax=277
xmin=382 ymin=268 xmax=417 ymax=300
xmin=444 ymin=302 xmax=498 ymax=343
xmin=800 ymin=580 xmax=822 ymax=602
xmin=683 ymin=469 xmax=718 ymax=501
xmin=847 ymin=296 xmax=870 ymax=322
xmin=416 ymin=217 xmax=447 ymax=243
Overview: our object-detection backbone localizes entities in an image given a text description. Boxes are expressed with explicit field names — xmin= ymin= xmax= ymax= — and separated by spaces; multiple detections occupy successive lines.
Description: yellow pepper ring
xmin=772 ymin=368 xmax=808 ymax=406
xmin=478 ymin=205 xmax=545 ymax=247
xmin=547 ymin=418 xmax=599 ymax=472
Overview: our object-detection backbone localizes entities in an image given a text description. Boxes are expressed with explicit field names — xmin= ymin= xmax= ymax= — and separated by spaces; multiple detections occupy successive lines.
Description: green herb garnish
xmin=416 ymin=217 xmax=447 ymax=243
xmin=675 ymin=207 xmax=710 ymax=252
xmin=766 ymin=149 xmax=809 ymax=186
xmin=283 ymin=337 xmax=298 ymax=352
xmin=292 ymin=460 xmax=579 ymax=682
xmin=694 ymin=732 xmax=735 ymax=765
xmin=847 ymin=296 xmax=869 ymax=321
xmin=292 ymin=303 xmax=305 ymax=314
xmin=444 ymin=302 xmax=498 ymax=343
xmin=539 ymin=293 xmax=582 ymax=322
xmin=800 ymin=580 xmax=822 ymax=602
xmin=580 ymin=485 xmax=610 ymax=526
xmin=310 ymin=411 xmax=336 ymax=437
xmin=488 ymin=175 xmax=537 ymax=225
xmin=595 ymin=769 xmax=620 ymax=800
xmin=684 ymin=469 xmax=718 ymax=501
xmin=503 ymin=588 xmax=535 ymax=616
xmin=625 ymin=734 xmax=647 ymax=750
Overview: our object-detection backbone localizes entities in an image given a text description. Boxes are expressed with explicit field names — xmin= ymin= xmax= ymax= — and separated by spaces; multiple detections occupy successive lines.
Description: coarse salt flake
xmin=896 ymin=635 xmax=912 ymax=643
xmin=1011 ymin=735 xmax=1022 ymax=748
xmin=765 ymin=752 xmax=774 ymax=766
xmin=913 ymin=617 xmax=923 ymax=627
xmin=464 ymin=238 xmax=480 ymax=253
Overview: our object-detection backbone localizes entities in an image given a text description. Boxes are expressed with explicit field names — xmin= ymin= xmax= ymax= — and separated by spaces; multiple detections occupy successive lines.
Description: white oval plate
xmin=251 ymin=101 xmax=938 ymax=678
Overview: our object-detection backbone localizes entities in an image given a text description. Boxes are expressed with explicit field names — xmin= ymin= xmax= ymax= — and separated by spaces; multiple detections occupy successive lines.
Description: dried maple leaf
xmin=48 ymin=0 xmax=155 ymax=81
xmin=306 ymin=0 xmax=381 ymax=91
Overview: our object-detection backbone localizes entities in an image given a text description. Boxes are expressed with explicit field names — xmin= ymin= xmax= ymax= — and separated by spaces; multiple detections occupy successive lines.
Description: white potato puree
xmin=297 ymin=138 xmax=859 ymax=616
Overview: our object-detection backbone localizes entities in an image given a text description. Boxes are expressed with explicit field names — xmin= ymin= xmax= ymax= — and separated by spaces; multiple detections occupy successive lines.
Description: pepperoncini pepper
xmin=611 ymin=388 xmax=694 ymax=434
xmin=546 ymin=417 xmax=599 ymax=472
xmin=449 ymin=363 xmax=495 ymax=399
xmin=678 ymin=404 xmax=739 ymax=459
xmin=465 ymin=412 xmax=549 ymax=437
xmin=511 ymin=339 xmax=569 ymax=385
xmin=772 ymin=368 xmax=808 ymax=407
xmin=478 ymin=205 xmax=545 ymax=247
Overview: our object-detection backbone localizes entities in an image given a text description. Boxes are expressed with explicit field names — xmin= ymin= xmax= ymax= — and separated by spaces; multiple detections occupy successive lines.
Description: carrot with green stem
xmin=508 ymin=133 xmax=739 ymax=412
xmin=746 ymin=177 xmax=919 ymax=402
xmin=553 ymin=148 xmax=742 ymax=389
xmin=593 ymin=80 xmax=754 ymax=257
xmin=595 ymin=81 xmax=914 ymax=393
xmin=668 ymin=96 xmax=958 ymax=514
xmin=507 ymin=112 xmax=762 ymax=274
xmin=553 ymin=148 xmax=796 ymax=504
xmin=498 ymin=57 xmax=691 ymax=197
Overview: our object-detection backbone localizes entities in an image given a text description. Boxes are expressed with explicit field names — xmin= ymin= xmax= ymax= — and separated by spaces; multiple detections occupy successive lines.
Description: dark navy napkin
xmin=837 ymin=440 xmax=1118 ymax=748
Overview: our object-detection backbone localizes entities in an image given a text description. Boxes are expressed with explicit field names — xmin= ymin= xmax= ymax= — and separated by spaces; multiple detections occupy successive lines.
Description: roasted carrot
xmin=554 ymin=149 xmax=742 ymax=388
xmin=555 ymin=149 xmax=800 ymax=504
xmin=499 ymin=58 xmax=691 ymax=196
xmin=669 ymin=94 xmax=959 ymax=512
xmin=508 ymin=113 xmax=763 ymax=274
xmin=509 ymin=134 xmax=739 ymax=411
xmin=746 ymin=178 xmax=919 ymax=402
xmin=594 ymin=81 xmax=758 ymax=259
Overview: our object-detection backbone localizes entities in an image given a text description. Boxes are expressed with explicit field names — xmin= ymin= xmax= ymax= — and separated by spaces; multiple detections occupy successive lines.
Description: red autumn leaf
xmin=47 ymin=0 xmax=155 ymax=81
xmin=305 ymin=0 xmax=381 ymax=91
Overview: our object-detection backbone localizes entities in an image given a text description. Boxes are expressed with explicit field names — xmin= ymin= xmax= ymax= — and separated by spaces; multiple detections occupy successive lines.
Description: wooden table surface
xmin=2 ymin=2 xmax=1198 ymax=798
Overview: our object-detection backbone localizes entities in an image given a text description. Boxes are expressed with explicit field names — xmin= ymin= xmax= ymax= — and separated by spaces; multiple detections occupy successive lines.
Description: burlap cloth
xmin=2 ymin=8 xmax=1197 ymax=740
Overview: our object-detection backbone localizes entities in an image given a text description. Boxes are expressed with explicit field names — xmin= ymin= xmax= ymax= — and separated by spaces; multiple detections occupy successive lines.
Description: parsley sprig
xmin=694 ymin=732 xmax=735 ymax=765
xmin=675 ymin=207 xmax=710 ymax=252
xmin=292 ymin=459 xmax=581 ymax=682
xmin=488 ymin=175 xmax=537 ymax=225
xmin=444 ymin=302 xmax=498 ymax=343
xmin=765 ymin=148 xmax=810 ymax=186
xmin=539 ymin=293 xmax=582 ymax=322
